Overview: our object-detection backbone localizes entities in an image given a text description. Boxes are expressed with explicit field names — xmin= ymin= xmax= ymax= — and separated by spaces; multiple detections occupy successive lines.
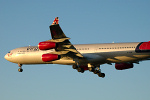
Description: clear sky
xmin=0 ymin=0 xmax=150 ymax=100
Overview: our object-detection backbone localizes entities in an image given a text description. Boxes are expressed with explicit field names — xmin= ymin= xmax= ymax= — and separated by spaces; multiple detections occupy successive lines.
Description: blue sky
xmin=0 ymin=0 xmax=150 ymax=100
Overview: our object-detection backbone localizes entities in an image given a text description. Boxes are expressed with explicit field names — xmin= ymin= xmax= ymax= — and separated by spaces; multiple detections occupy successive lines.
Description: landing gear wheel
xmin=18 ymin=68 xmax=23 ymax=72
xmin=101 ymin=73 xmax=105 ymax=78
xmin=72 ymin=65 xmax=78 ymax=69
xmin=98 ymin=73 xmax=105 ymax=78
xmin=77 ymin=68 xmax=84 ymax=73
xmin=77 ymin=67 xmax=82 ymax=72
xmin=80 ymin=69 xmax=84 ymax=73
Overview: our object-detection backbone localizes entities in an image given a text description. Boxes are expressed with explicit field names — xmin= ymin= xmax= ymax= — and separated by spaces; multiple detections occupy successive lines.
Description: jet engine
xmin=115 ymin=63 xmax=134 ymax=70
xmin=38 ymin=41 xmax=57 ymax=50
xmin=42 ymin=54 xmax=60 ymax=62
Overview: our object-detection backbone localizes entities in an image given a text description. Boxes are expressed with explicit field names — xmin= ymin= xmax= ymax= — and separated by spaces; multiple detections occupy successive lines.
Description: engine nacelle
xmin=42 ymin=54 xmax=60 ymax=62
xmin=115 ymin=63 xmax=134 ymax=70
xmin=38 ymin=41 xmax=57 ymax=50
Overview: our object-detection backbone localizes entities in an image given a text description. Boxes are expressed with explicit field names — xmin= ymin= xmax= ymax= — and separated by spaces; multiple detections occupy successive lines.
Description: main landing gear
xmin=72 ymin=64 xmax=105 ymax=78
xmin=18 ymin=64 xmax=23 ymax=72
xmin=89 ymin=67 xmax=105 ymax=78
xmin=72 ymin=65 xmax=84 ymax=73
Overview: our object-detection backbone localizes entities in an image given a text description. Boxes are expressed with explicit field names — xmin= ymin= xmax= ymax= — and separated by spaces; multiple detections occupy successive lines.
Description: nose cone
xmin=4 ymin=54 xmax=9 ymax=60
xmin=4 ymin=53 xmax=12 ymax=61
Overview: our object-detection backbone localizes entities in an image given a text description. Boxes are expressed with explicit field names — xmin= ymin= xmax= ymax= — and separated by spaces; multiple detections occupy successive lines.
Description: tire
xmin=81 ymin=69 xmax=84 ymax=73
xmin=101 ymin=73 xmax=105 ymax=78
xmin=77 ymin=68 xmax=82 ymax=72
xmin=18 ymin=68 xmax=23 ymax=72
xmin=72 ymin=65 xmax=78 ymax=69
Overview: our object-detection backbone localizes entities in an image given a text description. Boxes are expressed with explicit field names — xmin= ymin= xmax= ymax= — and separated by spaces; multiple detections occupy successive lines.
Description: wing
xmin=48 ymin=17 xmax=84 ymax=61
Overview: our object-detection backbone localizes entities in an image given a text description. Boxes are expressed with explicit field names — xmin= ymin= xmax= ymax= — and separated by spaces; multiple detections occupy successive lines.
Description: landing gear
xmin=18 ymin=64 xmax=23 ymax=72
xmin=97 ymin=73 xmax=105 ymax=78
xmin=72 ymin=64 xmax=85 ymax=73
xmin=77 ymin=67 xmax=84 ymax=73
xmin=72 ymin=64 xmax=105 ymax=78
xmin=88 ymin=65 xmax=105 ymax=78
xmin=93 ymin=70 xmax=99 ymax=74
xmin=72 ymin=64 xmax=78 ymax=69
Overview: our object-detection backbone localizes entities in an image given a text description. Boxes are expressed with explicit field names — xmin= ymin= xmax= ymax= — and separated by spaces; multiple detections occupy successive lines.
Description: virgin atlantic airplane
xmin=4 ymin=17 xmax=150 ymax=78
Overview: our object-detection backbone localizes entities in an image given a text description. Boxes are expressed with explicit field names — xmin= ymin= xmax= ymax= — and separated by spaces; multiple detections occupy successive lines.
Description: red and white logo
xmin=52 ymin=17 xmax=59 ymax=25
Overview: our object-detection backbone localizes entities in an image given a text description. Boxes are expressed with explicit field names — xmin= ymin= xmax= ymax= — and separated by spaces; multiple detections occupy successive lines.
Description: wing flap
xmin=47 ymin=38 xmax=70 ymax=43
xmin=62 ymin=45 xmax=72 ymax=48
xmin=49 ymin=51 xmax=69 ymax=55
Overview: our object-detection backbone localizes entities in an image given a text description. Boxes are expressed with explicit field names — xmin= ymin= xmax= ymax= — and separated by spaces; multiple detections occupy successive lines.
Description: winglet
xmin=52 ymin=17 xmax=59 ymax=25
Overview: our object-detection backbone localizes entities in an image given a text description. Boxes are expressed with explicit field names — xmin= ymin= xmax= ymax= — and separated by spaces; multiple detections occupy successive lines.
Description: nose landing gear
xmin=18 ymin=64 xmax=23 ymax=72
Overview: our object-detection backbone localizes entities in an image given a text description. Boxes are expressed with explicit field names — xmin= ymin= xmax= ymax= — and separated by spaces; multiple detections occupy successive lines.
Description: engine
xmin=38 ymin=41 xmax=57 ymax=50
xmin=42 ymin=54 xmax=60 ymax=62
xmin=115 ymin=63 xmax=134 ymax=70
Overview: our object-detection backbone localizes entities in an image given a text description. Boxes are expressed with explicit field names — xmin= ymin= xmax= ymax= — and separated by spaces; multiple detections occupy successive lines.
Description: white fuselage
xmin=4 ymin=42 xmax=150 ymax=65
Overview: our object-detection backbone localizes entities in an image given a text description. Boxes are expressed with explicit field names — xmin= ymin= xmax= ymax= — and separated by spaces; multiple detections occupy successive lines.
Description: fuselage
xmin=4 ymin=42 xmax=150 ymax=65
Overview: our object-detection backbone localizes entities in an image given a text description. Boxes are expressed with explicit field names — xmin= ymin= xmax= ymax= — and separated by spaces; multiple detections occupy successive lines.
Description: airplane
xmin=4 ymin=17 xmax=150 ymax=78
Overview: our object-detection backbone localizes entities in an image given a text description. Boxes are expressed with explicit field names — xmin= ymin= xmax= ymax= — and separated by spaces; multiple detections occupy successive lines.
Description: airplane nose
xmin=4 ymin=54 xmax=8 ymax=60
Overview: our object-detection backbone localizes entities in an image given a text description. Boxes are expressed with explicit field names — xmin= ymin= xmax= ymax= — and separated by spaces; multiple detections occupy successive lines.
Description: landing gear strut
xmin=18 ymin=64 xmax=23 ymax=72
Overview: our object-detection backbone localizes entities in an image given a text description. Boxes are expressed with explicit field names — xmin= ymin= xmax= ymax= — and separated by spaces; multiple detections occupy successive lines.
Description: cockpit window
xmin=8 ymin=51 xmax=10 ymax=53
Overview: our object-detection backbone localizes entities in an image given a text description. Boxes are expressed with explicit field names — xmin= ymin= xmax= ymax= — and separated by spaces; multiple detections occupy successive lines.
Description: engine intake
xmin=38 ymin=41 xmax=57 ymax=50
xmin=42 ymin=54 xmax=60 ymax=62
xmin=115 ymin=63 xmax=133 ymax=70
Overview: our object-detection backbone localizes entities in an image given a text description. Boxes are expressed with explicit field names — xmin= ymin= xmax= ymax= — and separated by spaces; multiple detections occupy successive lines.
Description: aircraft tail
xmin=50 ymin=17 xmax=67 ymax=39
